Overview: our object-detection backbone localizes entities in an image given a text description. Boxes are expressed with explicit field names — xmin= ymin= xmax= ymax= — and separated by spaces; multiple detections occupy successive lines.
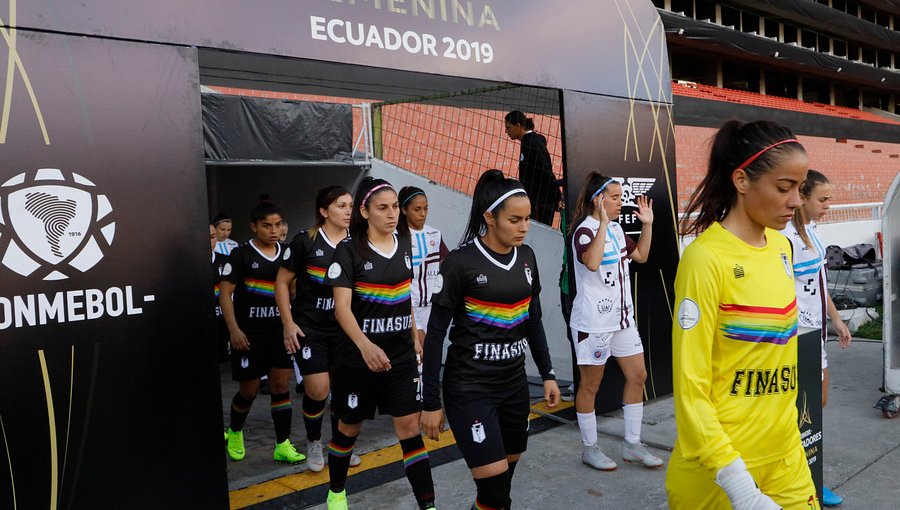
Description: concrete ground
xmin=226 ymin=338 xmax=900 ymax=509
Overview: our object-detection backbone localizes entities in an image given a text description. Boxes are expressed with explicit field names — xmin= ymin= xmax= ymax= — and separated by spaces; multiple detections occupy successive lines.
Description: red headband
xmin=736 ymin=139 xmax=800 ymax=171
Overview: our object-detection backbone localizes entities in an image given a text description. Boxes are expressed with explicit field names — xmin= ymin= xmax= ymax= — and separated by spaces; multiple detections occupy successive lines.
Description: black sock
xmin=229 ymin=392 xmax=255 ymax=432
xmin=270 ymin=392 xmax=292 ymax=444
xmin=400 ymin=436 xmax=435 ymax=509
xmin=505 ymin=461 xmax=518 ymax=507
xmin=302 ymin=396 xmax=327 ymax=442
xmin=330 ymin=412 xmax=339 ymax=439
xmin=472 ymin=470 xmax=510 ymax=510
xmin=328 ymin=427 xmax=358 ymax=492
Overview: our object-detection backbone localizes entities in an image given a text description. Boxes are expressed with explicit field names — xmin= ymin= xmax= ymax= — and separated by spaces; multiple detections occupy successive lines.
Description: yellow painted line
xmin=230 ymin=401 xmax=568 ymax=509
xmin=529 ymin=399 xmax=573 ymax=420
xmin=230 ymin=480 xmax=295 ymax=509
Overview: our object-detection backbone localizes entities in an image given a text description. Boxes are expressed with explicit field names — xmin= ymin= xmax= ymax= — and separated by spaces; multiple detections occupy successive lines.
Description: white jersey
xmin=570 ymin=216 xmax=636 ymax=333
xmin=782 ymin=221 xmax=827 ymax=328
xmin=409 ymin=224 xmax=447 ymax=308
xmin=214 ymin=238 xmax=239 ymax=256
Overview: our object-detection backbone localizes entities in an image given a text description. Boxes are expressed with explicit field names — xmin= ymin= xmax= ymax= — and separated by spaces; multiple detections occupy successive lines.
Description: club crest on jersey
xmin=596 ymin=298 xmax=613 ymax=313
xmin=364 ymin=261 xmax=373 ymax=271
xmin=315 ymin=249 xmax=324 ymax=257
xmin=524 ymin=265 xmax=532 ymax=285
xmin=240 ymin=356 xmax=249 ymax=369
xmin=283 ymin=247 xmax=291 ymax=260
xmin=476 ymin=273 xmax=488 ymax=285
xmin=471 ymin=421 xmax=486 ymax=443
xmin=405 ymin=253 xmax=411 ymax=269
xmin=222 ymin=262 xmax=233 ymax=276
xmin=252 ymin=262 xmax=259 ymax=269
xmin=348 ymin=393 xmax=358 ymax=409
xmin=780 ymin=250 xmax=793 ymax=279
xmin=302 ymin=346 xmax=312 ymax=360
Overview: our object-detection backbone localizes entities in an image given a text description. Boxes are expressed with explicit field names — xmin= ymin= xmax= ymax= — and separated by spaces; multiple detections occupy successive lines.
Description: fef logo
xmin=612 ymin=176 xmax=655 ymax=235
xmin=0 ymin=168 xmax=114 ymax=280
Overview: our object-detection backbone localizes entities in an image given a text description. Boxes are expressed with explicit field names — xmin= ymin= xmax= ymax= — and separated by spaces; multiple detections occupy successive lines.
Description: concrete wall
xmin=369 ymin=160 xmax=574 ymax=382
xmin=817 ymin=220 xmax=881 ymax=253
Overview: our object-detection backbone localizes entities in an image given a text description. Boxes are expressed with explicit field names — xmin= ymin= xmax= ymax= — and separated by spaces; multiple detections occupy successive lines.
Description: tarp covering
xmin=661 ymin=10 xmax=900 ymax=90
xmin=726 ymin=0 xmax=900 ymax=51
xmin=202 ymin=93 xmax=352 ymax=162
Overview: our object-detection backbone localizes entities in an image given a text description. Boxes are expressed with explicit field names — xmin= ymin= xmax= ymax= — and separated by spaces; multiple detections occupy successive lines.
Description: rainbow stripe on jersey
xmin=354 ymin=279 xmax=411 ymax=305
xmin=718 ymin=299 xmax=798 ymax=345
xmin=306 ymin=264 xmax=326 ymax=284
xmin=465 ymin=296 xmax=531 ymax=329
xmin=213 ymin=283 xmax=221 ymax=298
xmin=244 ymin=278 xmax=275 ymax=297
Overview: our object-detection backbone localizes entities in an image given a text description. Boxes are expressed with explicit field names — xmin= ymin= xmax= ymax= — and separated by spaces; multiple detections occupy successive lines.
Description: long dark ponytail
xmin=505 ymin=110 xmax=535 ymax=132
xmin=350 ymin=177 xmax=407 ymax=256
xmin=460 ymin=169 xmax=529 ymax=245
xmin=569 ymin=171 xmax=616 ymax=234
xmin=682 ymin=120 xmax=805 ymax=236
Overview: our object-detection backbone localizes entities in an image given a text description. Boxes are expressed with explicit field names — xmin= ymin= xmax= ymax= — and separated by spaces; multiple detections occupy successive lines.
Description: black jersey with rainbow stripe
xmin=325 ymin=234 xmax=415 ymax=368
xmin=282 ymin=228 xmax=343 ymax=334
xmin=223 ymin=240 xmax=286 ymax=334
xmin=431 ymin=238 xmax=541 ymax=390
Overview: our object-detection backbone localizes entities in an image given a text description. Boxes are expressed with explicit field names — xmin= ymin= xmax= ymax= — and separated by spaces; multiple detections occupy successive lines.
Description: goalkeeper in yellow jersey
xmin=666 ymin=120 xmax=820 ymax=510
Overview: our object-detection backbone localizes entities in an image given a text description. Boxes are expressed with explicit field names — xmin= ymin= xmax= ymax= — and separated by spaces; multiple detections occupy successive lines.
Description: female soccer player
xmin=398 ymin=186 xmax=448 ymax=347
xmin=323 ymin=178 xmax=435 ymax=510
xmin=781 ymin=170 xmax=851 ymax=507
xmin=275 ymin=186 xmax=358 ymax=472
xmin=421 ymin=169 xmax=560 ymax=510
xmin=212 ymin=212 xmax=239 ymax=255
xmin=568 ymin=172 xmax=661 ymax=470
xmin=504 ymin=110 xmax=560 ymax=225
xmin=221 ymin=199 xmax=305 ymax=466
xmin=666 ymin=120 xmax=820 ymax=509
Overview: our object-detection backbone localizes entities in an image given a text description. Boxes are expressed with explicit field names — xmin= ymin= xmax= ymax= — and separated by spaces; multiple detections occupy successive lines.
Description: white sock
xmin=577 ymin=412 xmax=598 ymax=447
xmin=623 ymin=403 xmax=642 ymax=443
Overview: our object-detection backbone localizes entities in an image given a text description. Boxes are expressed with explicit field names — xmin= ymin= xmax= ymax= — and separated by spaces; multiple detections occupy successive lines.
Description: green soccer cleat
xmin=226 ymin=428 xmax=245 ymax=461
xmin=327 ymin=489 xmax=349 ymax=510
xmin=273 ymin=439 xmax=306 ymax=464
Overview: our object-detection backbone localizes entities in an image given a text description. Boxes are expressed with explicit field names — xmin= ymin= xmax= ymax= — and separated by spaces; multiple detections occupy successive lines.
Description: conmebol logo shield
xmin=0 ymin=168 xmax=115 ymax=280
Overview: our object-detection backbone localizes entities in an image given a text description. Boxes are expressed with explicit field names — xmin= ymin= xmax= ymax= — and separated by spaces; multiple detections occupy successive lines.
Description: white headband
xmin=486 ymin=188 xmax=527 ymax=213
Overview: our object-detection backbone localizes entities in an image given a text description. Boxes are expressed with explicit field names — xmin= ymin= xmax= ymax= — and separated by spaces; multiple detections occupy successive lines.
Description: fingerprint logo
xmin=25 ymin=192 xmax=78 ymax=257
xmin=0 ymin=169 xmax=115 ymax=280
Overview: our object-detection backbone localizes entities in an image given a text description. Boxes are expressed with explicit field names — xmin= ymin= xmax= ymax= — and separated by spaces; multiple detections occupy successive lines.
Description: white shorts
xmin=413 ymin=305 xmax=432 ymax=333
xmin=572 ymin=326 xmax=644 ymax=366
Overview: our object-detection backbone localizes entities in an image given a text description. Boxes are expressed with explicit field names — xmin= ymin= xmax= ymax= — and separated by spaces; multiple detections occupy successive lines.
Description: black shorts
xmin=331 ymin=360 xmax=421 ymax=424
xmin=443 ymin=380 xmax=530 ymax=469
xmin=296 ymin=327 xmax=336 ymax=376
xmin=230 ymin=330 xmax=295 ymax=382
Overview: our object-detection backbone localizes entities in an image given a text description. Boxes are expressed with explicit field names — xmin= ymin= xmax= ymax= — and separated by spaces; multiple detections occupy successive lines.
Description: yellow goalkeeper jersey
xmin=672 ymin=222 xmax=800 ymax=470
